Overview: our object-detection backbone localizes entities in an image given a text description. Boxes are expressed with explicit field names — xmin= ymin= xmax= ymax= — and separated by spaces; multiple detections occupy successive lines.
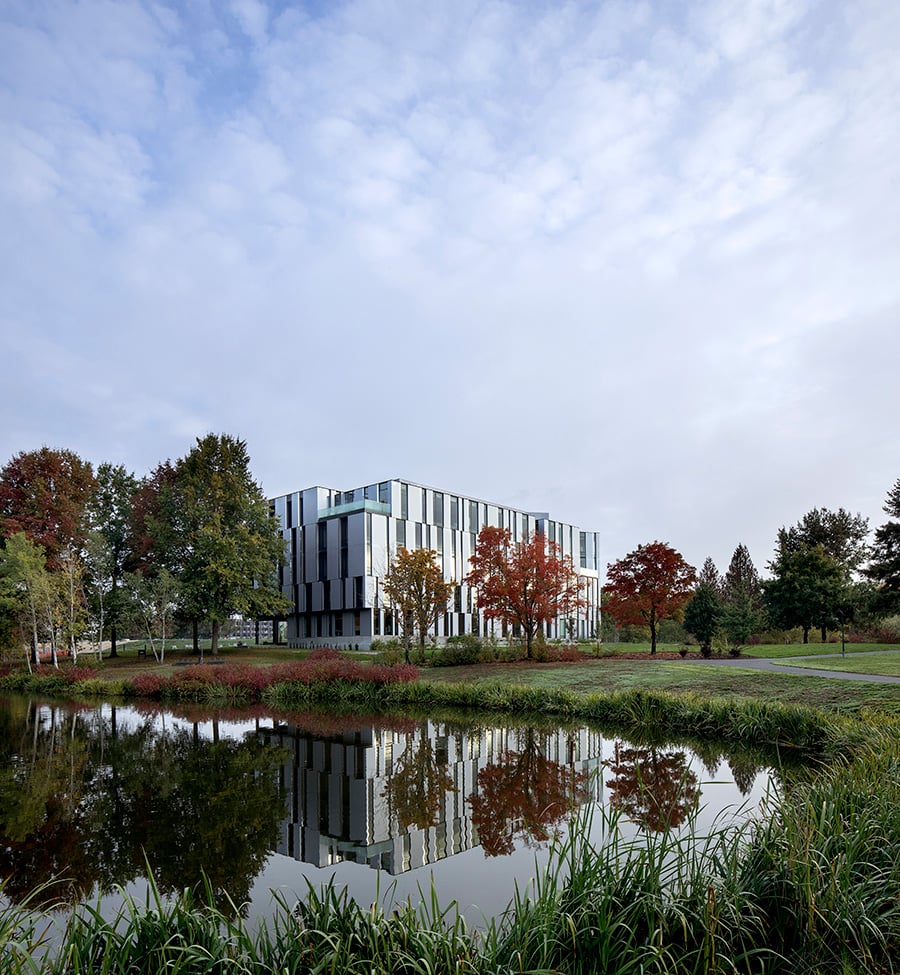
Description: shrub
xmin=429 ymin=634 xmax=484 ymax=667
xmin=532 ymin=643 xmax=585 ymax=663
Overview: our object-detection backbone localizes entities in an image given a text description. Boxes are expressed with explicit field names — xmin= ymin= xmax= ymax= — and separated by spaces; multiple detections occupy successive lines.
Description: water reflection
xmin=0 ymin=695 xmax=781 ymax=922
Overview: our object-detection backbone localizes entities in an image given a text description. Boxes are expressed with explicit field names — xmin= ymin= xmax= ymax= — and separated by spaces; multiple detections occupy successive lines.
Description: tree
xmin=383 ymin=724 xmax=455 ymax=831
xmin=606 ymin=743 xmax=700 ymax=832
xmin=0 ymin=447 xmax=95 ymax=570
xmin=683 ymin=582 xmax=722 ymax=657
xmin=604 ymin=542 xmax=697 ymax=654
xmin=721 ymin=544 xmax=766 ymax=651
xmin=764 ymin=545 xmax=845 ymax=644
xmin=866 ymin=478 xmax=900 ymax=617
xmin=382 ymin=547 xmax=453 ymax=664
xmin=0 ymin=533 xmax=54 ymax=668
xmin=467 ymin=729 xmax=589 ymax=856
xmin=163 ymin=435 xmax=289 ymax=655
xmin=464 ymin=526 xmax=586 ymax=659
xmin=85 ymin=463 xmax=139 ymax=658
xmin=778 ymin=507 xmax=870 ymax=577
xmin=697 ymin=556 xmax=722 ymax=593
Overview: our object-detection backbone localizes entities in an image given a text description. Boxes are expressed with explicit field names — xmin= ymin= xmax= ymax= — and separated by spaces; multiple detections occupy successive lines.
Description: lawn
xmin=771 ymin=650 xmax=900 ymax=677
xmin=423 ymin=657 xmax=900 ymax=713
xmin=597 ymin=641 xmax=900 ymax=659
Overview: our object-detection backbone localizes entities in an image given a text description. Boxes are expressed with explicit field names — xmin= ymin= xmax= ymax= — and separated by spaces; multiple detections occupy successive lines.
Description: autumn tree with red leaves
xmin=464 ymin=526 xmax=586 ymax=659
xmin=604 ymin=542 xmax=696 ymax=654
xmin=0 ymin=447 xmax=96 ymax=569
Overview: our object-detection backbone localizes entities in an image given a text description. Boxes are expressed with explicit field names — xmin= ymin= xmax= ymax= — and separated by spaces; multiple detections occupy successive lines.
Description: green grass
xmin=422 ymin=658 xmax=900 ymax=714
xmin=771 ymin=650 xmax=900 ymax=677
xmin=741 ymin=641 xmax=900 ymax=659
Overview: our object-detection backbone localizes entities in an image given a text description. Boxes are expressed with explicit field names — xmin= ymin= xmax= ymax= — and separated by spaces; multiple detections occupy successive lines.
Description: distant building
xmin=231 ymin=617 xmax=273 ymax=643
xmin=268 ymin=478 xmax=600 ymax=649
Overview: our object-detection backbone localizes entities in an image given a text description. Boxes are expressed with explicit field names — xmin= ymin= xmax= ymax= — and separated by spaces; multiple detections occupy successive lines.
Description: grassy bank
xmin=4 ymin=728 xmax=898 ymax=975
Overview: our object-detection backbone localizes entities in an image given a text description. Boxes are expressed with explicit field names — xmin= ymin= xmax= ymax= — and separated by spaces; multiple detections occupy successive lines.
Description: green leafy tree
xmin=164 ymin=435 xmax=289 ymax=655
xmin=383 ymin=547 xmax=453 ymax=663
xmin=778 ymin=507 xmax=870 ymax=577
xmin=683 ymin=582 xmax=722 ymax=656
xmin=0 ymin=533 xmax=55 ymax=667
xmin=383 ymin=725 xmax=456 ymax=831
xmin=85 ymin=463 xmax=140 ymax=658
xmin=866 ymin=479 xmax=900 ymax=617
xmin=604 ymin=542 xmax=697 ymax=654
xmin=697 ymin=556 xmax=722 ymax=593
xmin=764 ymin=545 xmax=845 ymax=644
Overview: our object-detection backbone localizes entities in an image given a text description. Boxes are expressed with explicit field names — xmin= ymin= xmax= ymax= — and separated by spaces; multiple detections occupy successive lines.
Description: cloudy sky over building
xmin=2 ymin=0 xmax=898 ymax=578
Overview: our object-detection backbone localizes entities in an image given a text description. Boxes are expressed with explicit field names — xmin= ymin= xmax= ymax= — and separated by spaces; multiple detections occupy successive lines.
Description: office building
xmin=269 ymin=478 xmax=600 ymax=649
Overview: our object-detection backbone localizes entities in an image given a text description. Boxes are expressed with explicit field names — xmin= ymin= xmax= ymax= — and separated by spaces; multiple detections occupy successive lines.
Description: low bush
xmin=428 ymin=634 xmax=484 ymax=667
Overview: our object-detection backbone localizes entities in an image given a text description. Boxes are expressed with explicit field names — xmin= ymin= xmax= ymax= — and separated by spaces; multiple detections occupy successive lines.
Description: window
xmin=433 ymin=492 xmax=444 ymax=527
xmin=450 ymin=496 xmax=459 ymax=530
xmin=366 ymin=512 xmax=373 ymax=574
xmin=334 ymin=612 xmax=343 ymax=637
xmin=400 ymin=482 xmax=408 ymax=520
xmin=317 ymin=522 xmax=328 ymax=581
xmin=415 ymin=523 xmax=423 ymax=549
xmin=468 ymin=500 xmax=478 ymax=532
xmin=397 ymin=520 xmax=407 ymax=548
xmin=354 ymin=612 xmax=361 ymax=636
xmin=339 ymin=517 xmax=348 ymax=578
xmin=378 ymin=481 xmax=390 ymax=504
xmin=354 ymin=576 xmax=364 ymax=609
xmin=374 ymin=610 xmax=381 ymax=635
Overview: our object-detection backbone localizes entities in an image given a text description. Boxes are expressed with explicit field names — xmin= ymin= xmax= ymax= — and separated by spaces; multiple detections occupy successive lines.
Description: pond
xmin=0 ymin=694 xmax=785 ymax=929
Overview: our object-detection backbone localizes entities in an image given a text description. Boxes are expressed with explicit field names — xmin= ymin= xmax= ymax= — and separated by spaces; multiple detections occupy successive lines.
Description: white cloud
xmin=1 ymin=0 xmax=898 ymax=578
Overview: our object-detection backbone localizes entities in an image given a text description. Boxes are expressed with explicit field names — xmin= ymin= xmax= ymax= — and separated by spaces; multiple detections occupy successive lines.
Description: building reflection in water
xmin=259 ymin=721 xmax=605 ymax=874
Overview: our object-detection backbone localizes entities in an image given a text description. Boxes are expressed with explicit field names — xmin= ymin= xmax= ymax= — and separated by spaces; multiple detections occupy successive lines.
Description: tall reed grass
xmin=4 ymin=731 xmax=897 ymax=974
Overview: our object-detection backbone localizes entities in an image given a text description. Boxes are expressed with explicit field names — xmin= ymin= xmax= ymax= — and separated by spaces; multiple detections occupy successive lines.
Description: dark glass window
xmin=415 ymin=523 xmax=423 ymax=549
xmin=397 ymin=520 xmax=407 ymax=548
xmin=450 ymin=496 xmax=459 ymax=530
xmin=433 ymin=492 xmax=444 ymax=527
xmin=469 ymin=500 xmax=478 ymax=532
xmin=400 ymin=482 xmax=408 ymax=519
xmin=317 ymin=522 xmax=328 ymax=581
xmin=339 ymin=517 xmax=349 ymax=578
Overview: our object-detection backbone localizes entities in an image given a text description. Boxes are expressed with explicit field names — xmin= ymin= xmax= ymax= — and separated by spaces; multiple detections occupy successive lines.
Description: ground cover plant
xmin=770 ymin=650 xmax=900 ymax=677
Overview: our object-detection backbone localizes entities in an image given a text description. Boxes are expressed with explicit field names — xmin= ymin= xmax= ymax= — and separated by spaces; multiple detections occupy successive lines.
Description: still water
xmin=0 ymin=694 xmax=782 ymax=927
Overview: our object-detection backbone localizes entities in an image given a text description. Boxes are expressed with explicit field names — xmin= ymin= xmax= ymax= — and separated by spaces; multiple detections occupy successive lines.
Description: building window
xmin=354 ymin=576 xmax=363 ymax=609
xmin=335 ymin=612 xmax=343 ymax=637
xmin=397 ymin=520 xmax=407 ymax=548
xmin=339 ymin=517 xmax=348 ymax=578
xmin=450 ymin=496 xmax=459 ymax=530
xmin=468 ymin=500 xmax=478 ymax=532
xmin=400 ymin=482 xmax=408 ymax=520
xmin=433 ymin=492 xmax=444 ymax=527
xmin=374 ymin=610 xmax=381 ymax=635
xmin=415 ymin=523 xmax=423 ymax=549
xmin=378 ymin=481 xmax=390 ymax=504
xmin=317 ymin=522 xmax=327 ymax=581
xmin=366 ymin=512 xmax=373 ymax=574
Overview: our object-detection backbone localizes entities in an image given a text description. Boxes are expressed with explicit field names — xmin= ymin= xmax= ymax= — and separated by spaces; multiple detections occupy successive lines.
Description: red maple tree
xmin=0 ymin=447 xmax=96 ymax=570
xmin=464 ymin=526 xmax=587 ymax=659
xmin=604 ymin=541 xmax=696 ymax=654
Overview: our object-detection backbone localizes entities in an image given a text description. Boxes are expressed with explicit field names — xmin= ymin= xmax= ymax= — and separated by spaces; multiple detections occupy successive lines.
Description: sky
xmin=1 ymin=0 xmax=899 ymax=580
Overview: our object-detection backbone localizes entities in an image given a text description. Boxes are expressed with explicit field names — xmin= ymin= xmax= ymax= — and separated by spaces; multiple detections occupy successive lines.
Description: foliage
xmin=382 ymin=547 xmax=453 ymax=663
xmin=778 ymin=506 xmax=870 ymax=577
xmin=163 ymin=434 xmax=290 ymax=654
xmin=465 ymin=526 xmax=586 ymax=659
xmin=0 ymin=534 xmax=52 ymax=667
xmin=606 ymin=742 xmax=700 ymax=831
xmin=604 ymin=542 xmax=697 ymax=654
xmin=721 ymin=543 xmax=767 ymax=650
xmin=0 ymin=447 xmax=95 ymax=570
xmin=83 ymin=463 xmax=140 ymax=658
xmin=866 ymin=477 xmax=900 ymax=617
xmin=427 ymin=633 xmax=485 ymax=667
xmin=764 ymin=545 xmax=847 ymax=644
xmin=682 ymin=582 xmax=722 ymax=656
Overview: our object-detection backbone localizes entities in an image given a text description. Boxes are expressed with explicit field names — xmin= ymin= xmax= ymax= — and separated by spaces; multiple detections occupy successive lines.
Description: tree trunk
xmin=211 ymin=619 xmax=219 ymax=656
xmin=650 ymin=623 xmax=658 ymax=655
xmin=802 ymin=626 xmax=810 ymax=644
xmin=193 ymin=619 xmax=199 ymax=653
xmin=820 ymin=624 xmax=828 ymax=642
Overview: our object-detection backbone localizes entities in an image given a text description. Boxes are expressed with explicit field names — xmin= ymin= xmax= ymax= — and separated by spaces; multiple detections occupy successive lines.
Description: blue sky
xmin=2 ymin=0 xmax=898 ymax=578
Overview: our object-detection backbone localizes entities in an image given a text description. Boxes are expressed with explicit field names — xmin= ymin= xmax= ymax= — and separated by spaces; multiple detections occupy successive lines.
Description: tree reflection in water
xmin=0 ymin=700 xmax=286 ymax=913
xmin=468 ymin=729 xmax=590 ymax=856
xmin=383 ymin=724 xmax=456 ymax=831
xmin=605 ymin=742 xmax=700 ymax=832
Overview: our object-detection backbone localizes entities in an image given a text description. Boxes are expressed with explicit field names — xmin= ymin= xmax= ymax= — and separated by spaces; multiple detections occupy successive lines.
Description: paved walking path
xmin=681 ymin=649 xmax=900 ymax=684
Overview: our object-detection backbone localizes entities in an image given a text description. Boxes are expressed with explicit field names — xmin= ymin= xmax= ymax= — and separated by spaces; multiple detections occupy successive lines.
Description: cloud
xmin=1 ymin=0 xmax=898 ymax=581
